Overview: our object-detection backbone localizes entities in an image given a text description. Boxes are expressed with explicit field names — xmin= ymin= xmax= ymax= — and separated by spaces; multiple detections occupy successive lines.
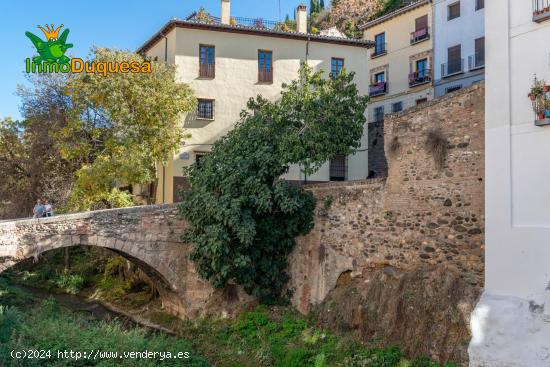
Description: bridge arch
xmin=0 ymin=205 xmax=214 ymax=318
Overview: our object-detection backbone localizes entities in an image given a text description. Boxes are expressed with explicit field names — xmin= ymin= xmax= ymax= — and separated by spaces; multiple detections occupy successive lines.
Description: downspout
xmin=161 ymin=31 xmax=168 ymax=203
xmin=303 ymin=36 xmax=311 ymax=185
xmin=430 ymin=1 xmax=437 ymax=95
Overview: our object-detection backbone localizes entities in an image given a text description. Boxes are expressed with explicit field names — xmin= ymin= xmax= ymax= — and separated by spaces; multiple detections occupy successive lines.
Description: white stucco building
xmin=468 ymin=0 xmax=550 ymax=366
xmin=137 ymin=1 xmax=373 ymax=204
xmin=433 ymin=0 xmax=485 ymax=96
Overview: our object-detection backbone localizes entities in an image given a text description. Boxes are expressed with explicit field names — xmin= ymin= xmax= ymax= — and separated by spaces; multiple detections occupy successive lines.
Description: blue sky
xmin=0 ymin=0 xmax=305 ymax=121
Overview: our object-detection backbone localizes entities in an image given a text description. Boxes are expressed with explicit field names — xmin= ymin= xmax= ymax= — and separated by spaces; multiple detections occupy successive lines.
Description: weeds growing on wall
xmin=425 ymin=128 xmax=448 ymax=170
xmin=388 ymin=136 xmax=401 ymax=157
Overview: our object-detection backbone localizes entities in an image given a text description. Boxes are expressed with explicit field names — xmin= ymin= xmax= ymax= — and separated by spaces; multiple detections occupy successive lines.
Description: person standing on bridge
xmin=32 ymin=199 xmax=45 ymax=218
xmin=44 ymin=199 xmax=53 ymax=217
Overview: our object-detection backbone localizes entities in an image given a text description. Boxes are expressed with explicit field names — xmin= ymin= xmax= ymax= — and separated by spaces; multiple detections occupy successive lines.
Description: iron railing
xmin=409 ymin=69 xmax=432 ymax=87
xmin=188 ymin=12 xmax=283 ymax=30
xmin=369 ymin=82 xmax=388 ymax=97
xmin=441 ymin=59 xmax=464 ymax=78
xmin=199 ymin=63 xmax=215 ymax=78
xmin=533 ymin=0 xmax=550 ymax=22
xmin=468 ymin=52 xmax=485 ymax=70
xmin=410 ymin=27 xmax=430 ymax=44
xmin=329 ymin=155 xmax=347 ymax=181
xmin=231 ymin=16 xmax=280 ymax=29
xmin=371 ymin=43 xmax=388 ymax=58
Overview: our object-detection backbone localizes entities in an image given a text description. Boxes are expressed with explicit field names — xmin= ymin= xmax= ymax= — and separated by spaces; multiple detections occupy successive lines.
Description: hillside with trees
xmin=312 ymin=0 xmax=417 ymax=38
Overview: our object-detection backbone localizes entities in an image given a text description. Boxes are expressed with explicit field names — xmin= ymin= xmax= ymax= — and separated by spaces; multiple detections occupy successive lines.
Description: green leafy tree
xmin=59 ymin=47 xmax=196 ymax=210
xmin=0 ymin=73 xmax=77 ymax=218
xmin=2 ymin=48 xmax=196 ymax=216
xmin=311 ymin=0 xmax=320 ymax=14
xmin=179 ymin=64 xmax=368 ymax=303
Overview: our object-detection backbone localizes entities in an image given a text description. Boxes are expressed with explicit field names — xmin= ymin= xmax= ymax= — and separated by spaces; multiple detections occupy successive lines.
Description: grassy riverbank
xmin=0 ymin=248 xmax=459 ymax=367
xmin=0 ymin=277 xmax=210 ymax=366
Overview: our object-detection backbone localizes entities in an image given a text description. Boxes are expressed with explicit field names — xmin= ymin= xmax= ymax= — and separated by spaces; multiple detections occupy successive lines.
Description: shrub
xmin=0 ymin=306 xmax=21 ymax=344
xmin=53 ymin=272 xmax=85 ymax=294
xmin=180 ymin=64 xmax=368 ymax=303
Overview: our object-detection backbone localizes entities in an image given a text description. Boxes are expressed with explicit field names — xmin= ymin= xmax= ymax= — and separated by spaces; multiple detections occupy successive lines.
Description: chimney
xmin=296 ymin=4 xmax=307 ymax=33
xmin=221 ymin=0 xmax=231 ymax=25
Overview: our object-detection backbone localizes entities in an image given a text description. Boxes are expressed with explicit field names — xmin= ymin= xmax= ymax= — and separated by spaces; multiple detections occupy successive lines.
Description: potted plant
xmin=529 ymin=77 xmax=545 ymax=100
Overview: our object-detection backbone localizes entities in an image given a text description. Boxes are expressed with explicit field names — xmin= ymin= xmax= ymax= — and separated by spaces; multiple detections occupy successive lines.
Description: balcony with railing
xmin=369 ymin=81 xmax=388 ymax=97
xmin=199 ymin=63 xmax=215 ymax=78
xmin=533 ymin=0 xmax=550 ymax=22
xmin=410 ymin=27 xmax=430 ymax=44
xmin=441 ymin=59 xmax=464 ymax=78
xmin=409 ymin=69 xmax=432 ymax=87
xmin=371 ymin=43 xmax=388 ymax=59
xmin=468 ymin=52 xmax=485 ymax=71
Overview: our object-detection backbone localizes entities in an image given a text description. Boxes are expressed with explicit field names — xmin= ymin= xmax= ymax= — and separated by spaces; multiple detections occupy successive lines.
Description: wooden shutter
xmin=448 ymin=44 xmax=461 ymax=62
xmin=415 ymin=15 xmax=428 ymax=31
xmin=475 ymin=37 xmax=484 ymax=55
xmin=448 ymin=2 xmax=460 ymax=19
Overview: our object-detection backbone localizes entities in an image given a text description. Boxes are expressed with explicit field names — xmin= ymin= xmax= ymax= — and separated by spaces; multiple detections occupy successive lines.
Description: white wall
xmin=433 ymin=0 xmax=484 ymax=80
xmin=468 ymin=1 xmax=550 ymax=365
xmin=167 ymin=27 xmax=370 ymax=183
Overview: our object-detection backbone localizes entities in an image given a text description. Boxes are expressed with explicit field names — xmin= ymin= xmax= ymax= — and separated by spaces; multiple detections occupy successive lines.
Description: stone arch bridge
xmin=0 ymin=204 xmax=242 ymax=318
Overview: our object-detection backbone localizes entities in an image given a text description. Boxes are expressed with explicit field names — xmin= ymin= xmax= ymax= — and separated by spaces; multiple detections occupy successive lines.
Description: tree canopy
xmin=179 ymin=64 xmax=368 ymax=303
xmin=0 ymin=47 xmax=196 ymax=218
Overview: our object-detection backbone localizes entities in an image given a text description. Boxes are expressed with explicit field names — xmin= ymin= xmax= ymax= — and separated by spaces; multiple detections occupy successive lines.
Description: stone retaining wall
xmin=289 ymin=83 xmax=485 ymax=362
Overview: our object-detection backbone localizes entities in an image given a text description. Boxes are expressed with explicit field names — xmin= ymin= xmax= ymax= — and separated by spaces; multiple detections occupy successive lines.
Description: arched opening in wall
xmin=0 ymin=246 xmax=185 ymax=324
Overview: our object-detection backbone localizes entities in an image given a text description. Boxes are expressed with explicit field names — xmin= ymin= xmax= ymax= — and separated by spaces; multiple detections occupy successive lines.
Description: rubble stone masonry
xmin=290 ymin=83 xmax=484 ymax=362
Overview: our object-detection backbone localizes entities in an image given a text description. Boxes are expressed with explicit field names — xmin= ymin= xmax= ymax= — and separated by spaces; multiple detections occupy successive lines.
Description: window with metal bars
xmin=197 ymin=99 xmax=214 ymax=120
xmin=194 ymin=151 xmax=209 ymax=168
xmin=373 ymin=106 xmax=385 ymax=123
xmin=329 ymin=155 xmax=347 ymax=181
xmin=392 ymin=102 xmax=403 ymax=113
xmin=445 ymin=85 xmax=462 ymax=94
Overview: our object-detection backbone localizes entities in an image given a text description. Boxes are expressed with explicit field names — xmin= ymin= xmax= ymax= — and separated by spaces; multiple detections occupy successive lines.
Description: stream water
xmin=11 ymin=283 xmax=138 ymax=327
